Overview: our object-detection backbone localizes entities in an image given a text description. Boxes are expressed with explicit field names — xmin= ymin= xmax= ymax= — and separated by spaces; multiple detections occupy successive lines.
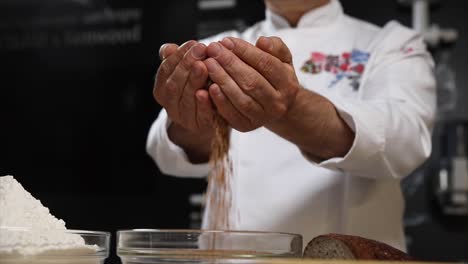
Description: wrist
xmin=266 ymin=87 xmax=353 ymax=160
xmin=268 ymin=87 xmax=330 ymax=131
xmin=167 ymin=122 xmax=213 ymax=163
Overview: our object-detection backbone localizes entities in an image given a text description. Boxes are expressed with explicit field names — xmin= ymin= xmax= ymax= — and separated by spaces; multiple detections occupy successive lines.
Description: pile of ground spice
xmin=205 ymin=114 xmax=234 ymax=231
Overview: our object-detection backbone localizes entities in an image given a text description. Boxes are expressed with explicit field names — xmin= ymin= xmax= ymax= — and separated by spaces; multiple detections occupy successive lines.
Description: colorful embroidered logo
xmin=301 ymin=49 xmax=370 ymax=90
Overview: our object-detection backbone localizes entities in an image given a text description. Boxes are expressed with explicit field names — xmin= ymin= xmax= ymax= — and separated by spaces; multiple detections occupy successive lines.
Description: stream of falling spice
xmin=205 ymin=114 xmax=234 ymax=249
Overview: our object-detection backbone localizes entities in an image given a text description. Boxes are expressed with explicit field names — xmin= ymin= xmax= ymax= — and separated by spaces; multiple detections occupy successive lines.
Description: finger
xmin=187 ymin=61 xmax=209 ymax=97
xmin=206 ymin=42 xmax=280 ymax=112
xmin=204 ymin=57 xmax=263 ymax=124
xmin=154 ymin=40 xmax=197 ymax=118
xmin=195 ymin=89 xmax=215 ymax=130
xmin=159 ymin=43 xmax=179 ymax=60
xmin=219 ymin=37 xmax=291 ymax=93
xmin=167 ymin=43 xmax=207 ymax=104
xmin=255 ymin=36 xmax=293 ymax=65
xmin=169 ymin=43 xmax=207 ymax=85
xmin=155 ymin=40 xmax=197 ymax=94
xmin=179 ymin=60 xmax=209 ymax=128
xmin=208 ymin=83 xmax=251 ymax=132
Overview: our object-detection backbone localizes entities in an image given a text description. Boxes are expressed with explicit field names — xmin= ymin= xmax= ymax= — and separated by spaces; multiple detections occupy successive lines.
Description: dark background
xmin=0 ymin=0 xmax=467 ymax=263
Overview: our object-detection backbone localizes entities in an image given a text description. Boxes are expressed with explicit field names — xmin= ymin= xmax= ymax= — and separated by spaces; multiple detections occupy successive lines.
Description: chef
xmin=146 ymin=0 xmax=436 ymax=251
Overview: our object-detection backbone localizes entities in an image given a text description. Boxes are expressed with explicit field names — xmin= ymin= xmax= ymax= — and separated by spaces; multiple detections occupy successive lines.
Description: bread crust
xmin=303 ymin=233 xmax=414 ymax=261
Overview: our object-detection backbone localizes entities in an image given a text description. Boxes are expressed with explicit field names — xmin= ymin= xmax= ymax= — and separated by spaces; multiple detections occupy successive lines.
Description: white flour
xmin=0 ymin=175 xmax=96 ymax=256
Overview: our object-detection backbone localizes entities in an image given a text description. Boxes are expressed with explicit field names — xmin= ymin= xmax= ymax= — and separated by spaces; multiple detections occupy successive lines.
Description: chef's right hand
xmin=153 ymin=41 xmax=215 ymax=163
xmin=154 ymin=41 xmax=215 ymax=133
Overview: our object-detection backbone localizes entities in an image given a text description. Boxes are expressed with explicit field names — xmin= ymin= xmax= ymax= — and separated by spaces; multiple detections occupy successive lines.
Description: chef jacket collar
xmin=265 ymin=0 xmax=343 ymax=31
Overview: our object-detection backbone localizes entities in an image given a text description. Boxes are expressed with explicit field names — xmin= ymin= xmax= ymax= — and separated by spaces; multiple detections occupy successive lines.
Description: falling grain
xmin=206 ymin=114 xmax=234 ymax=231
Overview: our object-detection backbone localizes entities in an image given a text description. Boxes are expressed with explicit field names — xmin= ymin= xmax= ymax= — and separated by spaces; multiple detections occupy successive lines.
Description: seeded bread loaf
xmin=303 ymin=233 xmax=414 ymax=261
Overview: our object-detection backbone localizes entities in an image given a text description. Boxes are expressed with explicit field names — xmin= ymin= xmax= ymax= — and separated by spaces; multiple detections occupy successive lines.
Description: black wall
xmin=0 ymin=1 xmax=467 ymax=263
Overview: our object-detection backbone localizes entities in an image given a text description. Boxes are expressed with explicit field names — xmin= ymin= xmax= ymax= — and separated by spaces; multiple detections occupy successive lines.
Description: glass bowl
xmin=117 ymin=229 xmax=302 ymax=264
xmin=0 ymin=227 xmax=110 ymax=264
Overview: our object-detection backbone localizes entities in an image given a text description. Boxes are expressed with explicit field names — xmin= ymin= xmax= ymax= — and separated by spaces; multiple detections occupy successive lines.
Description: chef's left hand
xmin=204 ymin=36 xmax=299 ymax=132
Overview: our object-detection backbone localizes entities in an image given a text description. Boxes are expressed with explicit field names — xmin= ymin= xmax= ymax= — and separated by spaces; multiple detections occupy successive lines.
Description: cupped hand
xmin=153 ymin=40 xmax=215 ymax=134
xmin=203 ymin=36 xmax=299 ymax=132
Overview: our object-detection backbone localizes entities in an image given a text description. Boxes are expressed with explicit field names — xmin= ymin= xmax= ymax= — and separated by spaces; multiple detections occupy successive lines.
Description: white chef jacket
xmin=146 ymin=0 xmax=436 ymax=251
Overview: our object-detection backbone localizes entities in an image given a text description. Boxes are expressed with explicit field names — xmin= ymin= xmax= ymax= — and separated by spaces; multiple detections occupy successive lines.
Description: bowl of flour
xmin=0 ymin=175 xmax=110 ymax=264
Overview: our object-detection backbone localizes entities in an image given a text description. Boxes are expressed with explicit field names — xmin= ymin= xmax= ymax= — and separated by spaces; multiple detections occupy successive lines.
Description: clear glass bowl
xmin=0 ymin=227 xmax=110 ymax=264
xmin=117 ymin=229 xmax=302 ymax=264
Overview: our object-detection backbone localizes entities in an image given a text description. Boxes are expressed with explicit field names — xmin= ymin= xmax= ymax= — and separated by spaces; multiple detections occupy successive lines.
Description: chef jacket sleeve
xmin=310 ymin=23 xmax=436 ymax=180
xmin=146 ymin=109 xmax=210 ymax=178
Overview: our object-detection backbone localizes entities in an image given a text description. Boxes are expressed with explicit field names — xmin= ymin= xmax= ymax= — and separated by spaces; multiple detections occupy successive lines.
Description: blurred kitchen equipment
xmin=188 ymin=193 xmax=205 ymax=229
xmin=117 ymin=229 xmax=302 ymax=264
xmin=435 ymin=49 xmax=457 ymax=114
xmin=198 ymin=0 xmax=236 ymax=10
xmin=435 ymin=122 xmax=468 ymax=215
xmin=196 ymin=0 xmax=247 ymax=40
xmin=397 ymin=0 xmax=458 ymax=46
xmin=397 ymin=0 xmax=460 ymax=118
xmin=398 ymin=0 xmax=467 ymax=218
